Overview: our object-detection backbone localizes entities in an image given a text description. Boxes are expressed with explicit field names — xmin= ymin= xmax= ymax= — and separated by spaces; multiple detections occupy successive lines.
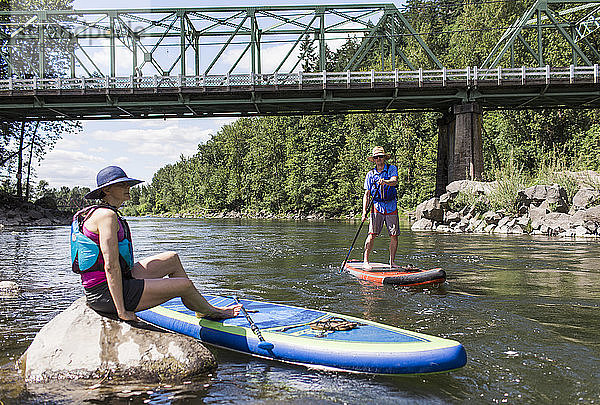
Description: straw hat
xmin=85 ymin=166 xmax=144 ymax=200
xmin=367 ymin=146 xmax=391 ymax=162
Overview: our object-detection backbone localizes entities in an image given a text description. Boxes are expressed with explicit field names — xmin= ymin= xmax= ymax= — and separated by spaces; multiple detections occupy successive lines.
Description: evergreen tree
xmin=298 ymin=35 xmax=319 ymax=72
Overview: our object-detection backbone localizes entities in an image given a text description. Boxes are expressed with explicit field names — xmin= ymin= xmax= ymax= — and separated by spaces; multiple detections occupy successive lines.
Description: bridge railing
xmin=1 ymin=65 xmax=599 ymax=92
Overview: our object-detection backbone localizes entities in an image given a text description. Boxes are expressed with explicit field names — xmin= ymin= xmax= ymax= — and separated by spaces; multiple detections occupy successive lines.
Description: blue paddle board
xmin=137 ymin=295 xmax=467 ymax=375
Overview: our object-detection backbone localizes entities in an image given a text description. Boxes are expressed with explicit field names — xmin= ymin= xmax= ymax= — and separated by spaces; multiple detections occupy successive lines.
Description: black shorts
xmin=84 ymin=278 xmax=145 ymax=314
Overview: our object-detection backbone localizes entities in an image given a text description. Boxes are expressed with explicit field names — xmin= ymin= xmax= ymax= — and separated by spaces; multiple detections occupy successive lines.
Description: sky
xmin=35 ymin=0 xmax=406 ymax=190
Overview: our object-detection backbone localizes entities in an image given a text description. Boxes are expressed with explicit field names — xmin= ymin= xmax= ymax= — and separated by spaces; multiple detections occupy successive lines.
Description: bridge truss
xmin=483 ymin=0 xmax=600 ymax=68
xmin=0 ymin=4 xmax=441 ymax=80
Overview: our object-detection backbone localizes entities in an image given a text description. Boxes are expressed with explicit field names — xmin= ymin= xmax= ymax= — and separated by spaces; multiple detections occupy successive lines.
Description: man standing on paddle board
xmin=362 ymin=146 xmax=399 ymax=270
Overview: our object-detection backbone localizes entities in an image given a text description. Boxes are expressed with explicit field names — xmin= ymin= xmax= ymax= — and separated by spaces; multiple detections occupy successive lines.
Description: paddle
xmin=340 ymin=192 xmax=375 ymax=273
xmin=232 ymin=296 xmax=274 ymax=351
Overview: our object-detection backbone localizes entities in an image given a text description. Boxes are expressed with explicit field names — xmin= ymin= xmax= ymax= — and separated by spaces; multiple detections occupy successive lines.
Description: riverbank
xmin=0 ymin=191 xmax=71 ymax=228
xmin=412 ymin=171 xmax=600 ymax=238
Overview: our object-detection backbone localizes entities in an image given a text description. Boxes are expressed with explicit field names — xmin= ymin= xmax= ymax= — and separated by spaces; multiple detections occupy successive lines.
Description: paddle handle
xmin=340 ymin=193 xmax=375 ymax=273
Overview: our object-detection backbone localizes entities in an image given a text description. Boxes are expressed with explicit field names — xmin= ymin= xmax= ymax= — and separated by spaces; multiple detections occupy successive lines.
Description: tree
xmin=0 ymin=0 xmax=82 ymax=200
xmin=298 ymin=35 xmax=319 ymax=72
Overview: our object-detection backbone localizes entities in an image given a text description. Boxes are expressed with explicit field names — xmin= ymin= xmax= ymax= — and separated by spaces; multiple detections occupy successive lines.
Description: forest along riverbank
xmin=412 ymin=172 xmax=600 ymax=238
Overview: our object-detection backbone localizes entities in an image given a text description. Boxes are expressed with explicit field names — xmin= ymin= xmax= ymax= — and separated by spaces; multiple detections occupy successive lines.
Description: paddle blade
xmin=258 ymin=341 xmax=274 ymax=350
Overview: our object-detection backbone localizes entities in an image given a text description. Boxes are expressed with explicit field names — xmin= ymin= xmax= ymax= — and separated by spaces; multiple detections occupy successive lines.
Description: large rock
xmin=572 ymin=188 xmax=600 ymax=211
xmin=561 ymin=170 xmax=600 ymax=187
xmin=483 ymin=210 xmax=502 ymax=225
xmin=17 ymin=298 xmax=216 ymax=382
xmin=540 ymin=212 xmax=573 ymax=235
xmin=415 ymin=198 xmax=443 ymax=222
xmin=517 ymin=184 xmax=568 ymax=213
xmin=411 ymin=218 xmax=434 ymax=231
xmin=572 ymin=206 xmax=600 ymax=226
xmin=446 ymin=180 xmax=498 ymax=197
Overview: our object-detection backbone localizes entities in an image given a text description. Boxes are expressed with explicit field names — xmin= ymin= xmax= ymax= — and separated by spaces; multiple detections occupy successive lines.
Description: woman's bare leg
xmin=135 ymin=278 xmax=241 ymax=319
xmin=131 ymin=251 xmax=188 ymax=279
xmin=132 ymin=252 xmax=241 ymax=319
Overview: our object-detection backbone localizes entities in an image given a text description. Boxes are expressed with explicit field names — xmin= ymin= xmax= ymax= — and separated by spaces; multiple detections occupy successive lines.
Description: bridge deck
xmin=1 ymin=67 xmax=599 ymax=121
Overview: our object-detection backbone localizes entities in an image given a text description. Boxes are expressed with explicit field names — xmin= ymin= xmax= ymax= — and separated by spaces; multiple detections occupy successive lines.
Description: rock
xmin=497 ymin=216 xmax=512 ymax=228
xmin=572 ymin=188 xmax=600 ymax=210
xmin=582 ymin=206 xmax=600 ymax=223
xmin=494 ymin=224 xmax=509 ymax=234
xmin=456 ymin=218 xmax=469 ymax=231
xmin=436 ymin=224 xmax=452 ymax=233
xmin=575 ymin=226 xmax=590 ymax=237
xmin=558 ymin=229 xmax=577 ymax=238
xmin=0 ymin=281 xmax=19 ymax=297
xmin=517 ymin=184 xmax=568 ymax=213
xmin=415 ymin=198 xmax=443 ymax=222
xmin=508 ymin=224 xmax=524 ymax=234
xmin=411 ymin=218 xmax=434 ymax=231
xmin=483 ymin=210 xmax=502 ymax=225
xmin=484 ymin=224 xmax=496 ymax=233
xmin=17 ymin=298 xmax=216 ymax=382
xmin=468 ymin=218 xmax=486 ymax=233
xmin=561 ymin=170 xmax=600 ymax=187
xmin=516 ymin=215 xmax=531 ymax=231
xmin=446 ymin=180 xmax=498 ymax=196
xmin=529 ymin=205 xmax=548 ymax=230
xmin=439 ymin=192 xmax=452 ymax=209
xmin=541 ymin=212 xmax=572 ymax=235
xmin=444 ymin=211 xmax=460 ymax=223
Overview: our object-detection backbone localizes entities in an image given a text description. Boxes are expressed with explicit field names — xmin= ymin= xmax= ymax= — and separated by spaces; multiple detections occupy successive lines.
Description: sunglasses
xmin=373 ymin=155 xmax=385 ymax=159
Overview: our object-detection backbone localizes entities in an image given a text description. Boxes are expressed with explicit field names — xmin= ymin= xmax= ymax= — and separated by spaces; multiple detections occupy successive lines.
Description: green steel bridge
xmin=2 ymin=1 xmax=600 ymax=121
xmin=0 ymin=66 xmax=599 ymax=120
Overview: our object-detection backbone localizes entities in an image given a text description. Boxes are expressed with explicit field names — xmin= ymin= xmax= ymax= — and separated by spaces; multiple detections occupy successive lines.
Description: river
xmin=1 ymin=218 xmax=599 ymax=404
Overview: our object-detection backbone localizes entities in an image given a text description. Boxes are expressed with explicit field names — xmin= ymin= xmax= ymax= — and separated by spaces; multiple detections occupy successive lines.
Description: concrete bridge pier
xmin=435 ymin=103 xmax=484 ymax=196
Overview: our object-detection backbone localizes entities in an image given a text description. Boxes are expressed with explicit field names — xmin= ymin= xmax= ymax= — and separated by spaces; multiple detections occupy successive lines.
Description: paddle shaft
xmin=340 ymin=193 xmax=375 ymax=273
xmin=233 ymin=296 xmax=273 ymax=349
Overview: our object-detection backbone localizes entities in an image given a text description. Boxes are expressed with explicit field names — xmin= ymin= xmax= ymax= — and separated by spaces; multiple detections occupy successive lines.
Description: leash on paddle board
xmin=232 ymin=296 xmax=274 ymax=351
xmin=339 ymin=193 xmax=375 ymax=274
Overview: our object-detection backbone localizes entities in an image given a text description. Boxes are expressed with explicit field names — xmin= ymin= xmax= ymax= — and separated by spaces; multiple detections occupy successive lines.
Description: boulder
xmin=444 ymin=211 xmax=460 ymax=223
xmin=411 ymin=218 xmax=434 ymax=231
xmin=540 ymin=212 xmax=572 ymax=235
xmin=517 ymin=184 xmax=568 ymax=213
xmin=446 ymin=180 xmax=498 ymax=197
xmin=17 ymin=298 xmax=216 ymax=382
xmin=516 ymin=215 xmax=531 ymax=231
xmin=483 ymin=210 xmax=502 ymax=225
xmin=572 ymin=188 xmax=600 ymax=211
xmin=529 ymin=205 xmax=548 ymax=230
xmin=415 ymin=198 xmax=443 ymax=222
xmin=438 ymin=192 xmax=452 ymax=209
xmin=0 ymin=280 xmax=19 ymax=297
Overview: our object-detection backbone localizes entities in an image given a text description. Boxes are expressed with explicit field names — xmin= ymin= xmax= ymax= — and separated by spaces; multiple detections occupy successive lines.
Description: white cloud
xmin=36 ymin=117 xmax=235 ymax=188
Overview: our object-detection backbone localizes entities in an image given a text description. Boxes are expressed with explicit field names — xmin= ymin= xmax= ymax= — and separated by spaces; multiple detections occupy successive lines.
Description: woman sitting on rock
xmin=71 ymin=165 xmax=241 ymax=322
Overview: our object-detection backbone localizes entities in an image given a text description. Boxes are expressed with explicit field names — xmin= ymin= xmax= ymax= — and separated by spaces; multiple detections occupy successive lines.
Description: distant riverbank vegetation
xmin=2 ymin=1 xmax=600 ymax=218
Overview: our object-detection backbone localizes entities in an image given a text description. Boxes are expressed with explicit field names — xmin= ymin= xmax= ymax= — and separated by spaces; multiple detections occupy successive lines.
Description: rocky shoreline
xmin=0 ymin=192 xmax=71 ymax=228
xmin=412 ymin=173 xmax=600 ymax=238
xmin=3 ymin=171 xmax=600 ymax=239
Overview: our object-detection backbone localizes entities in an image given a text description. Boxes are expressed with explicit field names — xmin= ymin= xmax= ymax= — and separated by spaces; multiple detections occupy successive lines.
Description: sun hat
xmin=85 ymin=166 xmax=144 ymax=200
xmin=367 ymin=146 xmax=391 ymax=162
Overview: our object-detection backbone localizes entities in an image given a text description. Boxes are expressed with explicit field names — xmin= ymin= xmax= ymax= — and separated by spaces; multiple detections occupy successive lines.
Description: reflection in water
xmin=0 ymin=218 xmax=598 ymax=404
